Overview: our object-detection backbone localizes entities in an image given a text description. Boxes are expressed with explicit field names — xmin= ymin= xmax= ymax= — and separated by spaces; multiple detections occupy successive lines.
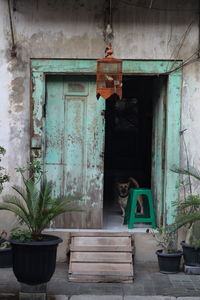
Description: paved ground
xmin=0 ymin=263 xmax=200 ymax=299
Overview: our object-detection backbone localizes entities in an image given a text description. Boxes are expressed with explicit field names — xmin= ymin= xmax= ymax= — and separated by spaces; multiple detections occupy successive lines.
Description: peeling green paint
xmin=31 ymin=59 xmax=182 ymax=74
xmin=164 ymin=72 xmax=182 ymax=225
xmin=31 ymin=59 xmax=182 ymax=228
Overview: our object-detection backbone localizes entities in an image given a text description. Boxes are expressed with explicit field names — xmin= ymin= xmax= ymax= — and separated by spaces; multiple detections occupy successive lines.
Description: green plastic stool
xmin=124 ymin=188 xmax=156 ymax=229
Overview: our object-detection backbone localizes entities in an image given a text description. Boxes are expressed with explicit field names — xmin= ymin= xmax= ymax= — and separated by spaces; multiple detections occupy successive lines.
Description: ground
xmin=0 ymin=263 xmax=200 ymax=299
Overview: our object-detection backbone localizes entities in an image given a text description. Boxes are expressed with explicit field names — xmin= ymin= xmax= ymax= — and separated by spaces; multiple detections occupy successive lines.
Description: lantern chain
xmin=104 ymin=0 xmax=114 ymax=46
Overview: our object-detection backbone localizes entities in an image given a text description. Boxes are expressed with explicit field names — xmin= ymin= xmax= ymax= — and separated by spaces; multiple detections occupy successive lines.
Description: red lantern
xmin=96 ymin=46 xmax=122 ymax=100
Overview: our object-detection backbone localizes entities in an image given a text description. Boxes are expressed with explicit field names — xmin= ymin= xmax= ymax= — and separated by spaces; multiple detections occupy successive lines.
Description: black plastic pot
xmin=10 ymin=234 xmax=62 ymax=285
xmin=156 ymin=249 xmax=182 ymax=274
xmin=0 ymin=247 xmax=12 ymax=267
xmin=181 ymin=241 xmax=200 ymax=266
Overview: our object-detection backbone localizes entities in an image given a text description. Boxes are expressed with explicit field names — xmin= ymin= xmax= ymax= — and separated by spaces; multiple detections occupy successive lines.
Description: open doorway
xmin=32 ymin=59 xmax=181 ymax=229
xmin=103 ymin=75 xmax=163 ymax=229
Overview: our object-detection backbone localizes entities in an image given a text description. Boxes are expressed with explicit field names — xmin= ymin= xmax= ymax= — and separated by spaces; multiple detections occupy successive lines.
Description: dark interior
xmin=103 ymin=76 xmax=154 ymax=215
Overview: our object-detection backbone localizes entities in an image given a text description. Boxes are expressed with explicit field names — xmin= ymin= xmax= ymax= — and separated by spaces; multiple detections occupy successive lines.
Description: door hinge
xmin=101 ymin=110 xmax=105 ymax=117
xmin=162 ymin=159 xmax=165 ymax=169
xmin=43 ymin=104 xmax=46 ymax=118
xmin=100 ymin=152 xmax=104 ymax=159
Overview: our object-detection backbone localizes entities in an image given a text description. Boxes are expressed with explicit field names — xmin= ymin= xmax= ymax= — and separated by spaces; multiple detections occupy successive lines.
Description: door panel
xmin=64 ymin=97 xmax=86 ymax=194
xmin=45 ymin=75 xmax=105 ymax=229
xmin=45 ymin=76 xmax=65 ymax=197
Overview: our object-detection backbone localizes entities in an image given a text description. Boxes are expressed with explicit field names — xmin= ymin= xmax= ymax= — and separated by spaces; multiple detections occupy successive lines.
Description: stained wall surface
xmin=0 ymin=0 xmax=199 ymax=230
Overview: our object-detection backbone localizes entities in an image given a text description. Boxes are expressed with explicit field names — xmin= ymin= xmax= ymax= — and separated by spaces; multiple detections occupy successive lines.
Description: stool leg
xmin=128 ymin=191 xmax=138 ymax=229
xmin=146 ymin=190 xmax=156 ymax=229
xmin=124 ymin=197 xmax=130 ymax=225
xmin=124 ymin=190 xmax=132 ymax=225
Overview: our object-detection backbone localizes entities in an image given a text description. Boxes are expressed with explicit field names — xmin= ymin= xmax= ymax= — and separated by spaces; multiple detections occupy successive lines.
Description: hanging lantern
xmin=96 ymin=45 xmax=122 ymax=100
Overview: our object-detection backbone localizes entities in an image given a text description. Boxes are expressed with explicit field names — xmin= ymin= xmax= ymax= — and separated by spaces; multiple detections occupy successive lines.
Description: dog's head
xmin=117 ymin=182 xmax=130 ymax=196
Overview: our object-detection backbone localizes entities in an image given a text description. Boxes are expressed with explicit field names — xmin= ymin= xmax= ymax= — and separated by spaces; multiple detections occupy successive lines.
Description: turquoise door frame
xmin=31 ymin=59 xmax=182 ymax=227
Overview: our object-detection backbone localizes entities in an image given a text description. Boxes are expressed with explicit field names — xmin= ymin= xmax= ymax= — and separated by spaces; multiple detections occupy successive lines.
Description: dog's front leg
xmin=121 ymin=206 xmax=125 ymax=217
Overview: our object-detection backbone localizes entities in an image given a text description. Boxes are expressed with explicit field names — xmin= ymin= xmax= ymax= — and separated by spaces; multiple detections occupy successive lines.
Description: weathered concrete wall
xmin=0 ymin=0 xmax=200 ymax=233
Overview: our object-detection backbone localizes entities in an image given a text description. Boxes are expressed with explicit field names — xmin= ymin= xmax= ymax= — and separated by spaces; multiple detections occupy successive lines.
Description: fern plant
xmin=0 ymin=161 xmax=81 ymax=240
xmin=172 ymin=167 xmax=200 ymax=245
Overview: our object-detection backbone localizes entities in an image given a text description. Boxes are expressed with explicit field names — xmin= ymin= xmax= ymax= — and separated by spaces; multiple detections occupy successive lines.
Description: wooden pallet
xmin=68 ymin=232 xmax=134 ymax=283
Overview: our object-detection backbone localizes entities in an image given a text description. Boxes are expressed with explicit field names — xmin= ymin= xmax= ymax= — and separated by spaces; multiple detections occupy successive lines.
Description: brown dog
xmin=117 ymin=177 xmax=144 ymax=217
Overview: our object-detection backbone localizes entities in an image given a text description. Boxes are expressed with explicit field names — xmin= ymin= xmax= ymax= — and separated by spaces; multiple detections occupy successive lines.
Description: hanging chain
xmin=104 ymin=0 xmax=114 ymax=46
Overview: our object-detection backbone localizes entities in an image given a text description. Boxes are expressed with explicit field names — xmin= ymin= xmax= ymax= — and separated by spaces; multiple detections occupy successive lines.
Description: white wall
xmin=0 ymin=0 xmax=199 ymax=230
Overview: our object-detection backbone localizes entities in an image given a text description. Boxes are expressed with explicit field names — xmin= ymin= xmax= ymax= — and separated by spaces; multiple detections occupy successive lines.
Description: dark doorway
xmin=103 ymin=76 xmax=154 ymax=228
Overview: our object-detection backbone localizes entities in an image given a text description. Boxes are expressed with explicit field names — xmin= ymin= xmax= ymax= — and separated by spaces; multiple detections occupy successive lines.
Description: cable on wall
xmin=198 ymin=0 xmax=200 ymax=57
xmin=8 ymin=0 xmax=17 ymax=57
xmin=120 ymin=0 xmax=198 ymax=13
xmin=104 ymin=0 xmax=114 ymax=46
xmin=167 ymin=17 xmax=197 ymax=73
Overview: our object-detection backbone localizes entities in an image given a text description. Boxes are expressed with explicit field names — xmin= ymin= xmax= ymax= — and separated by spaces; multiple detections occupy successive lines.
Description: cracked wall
xmin=0 ymin=0 xmax=200 ymax=230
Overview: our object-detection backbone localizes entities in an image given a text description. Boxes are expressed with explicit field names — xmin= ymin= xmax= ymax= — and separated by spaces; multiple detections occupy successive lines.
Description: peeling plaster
xmin=9 ymin=76 xmax=25 ymax=115
xmin=7 ymin=53 xmax=28 ymax=73
xmin=0 ymin=0 xmax=200 ymax=230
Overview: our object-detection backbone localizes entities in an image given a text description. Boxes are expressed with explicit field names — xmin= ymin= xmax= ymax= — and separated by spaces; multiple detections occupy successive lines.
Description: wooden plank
xmin=70 ymin=246 xmax=132 ymax=252
xmin=70 ymin=232 xmax=132 ymax=237
xmin=44 ymin=77 xmax=64 ymax=196
xmin=31 ymin=59 xmax=182 ymax=75
xmin=69 ymin=262 xmax=133 ymax=276
xmin=70 ymin=235 xmax=133 ymax=252
xmin=31 ymin=71 xmax=44 ymax=143
xmin=164 ymin=73 xmax=182 ymax=224
xmin=71 ymin=236 xmax=131 ymax=247
xmin=70 ymin=252 xmax=132 ymax=263
xmin=68 ymin=232 xmax=134 ymax=282
xmin=151 ymin=77 xmax=166 ymax=226
xmin=68 ymin=275 xmax=133 ymax=283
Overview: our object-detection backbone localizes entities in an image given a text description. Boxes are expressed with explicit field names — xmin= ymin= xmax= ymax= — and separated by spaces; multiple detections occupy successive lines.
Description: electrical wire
xmin=199 ymin=0 xmax=200 ymax=56
xmin=109 ymin=0 xmax=112 ymax=25
xmin=162 ymin=50 xmax=200 ymax=75
xmin=149 ymin=0 xmax=153 ymax=9
xmin=181 ymin=130 xmax=193 ymax=195
xmin=104 ymin=0 xmax=114 ymax=45
xmin=167 ymin=17 xmax=197 ymax=72
xmin=120 ymin=0 xmax=198 ymax=13
xmin=8 ymin=0 xmax=15 ymax=48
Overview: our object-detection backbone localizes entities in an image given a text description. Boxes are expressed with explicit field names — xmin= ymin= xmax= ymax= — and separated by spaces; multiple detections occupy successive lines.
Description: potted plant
xmin=0 ymin=230 xmax=12 ymax=268
xmin=171 ymin=167 xmax=200 ymax=267
xmin=150 ymin=226 xmax=182 ymax=274
xmin=0 ymin=160 xmax=81 ymax=285
xmin=0 ymin=147 xmax=12 ymax=268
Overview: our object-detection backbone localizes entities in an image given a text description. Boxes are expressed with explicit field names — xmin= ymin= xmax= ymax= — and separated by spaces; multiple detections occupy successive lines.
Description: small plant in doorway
xmin=150 ymin=226 xmax=182 ymax=274
xmin=0 ymin=160 xmax=82 ymax=284
xmin=171 ymin=167 xmax=200 ymax=268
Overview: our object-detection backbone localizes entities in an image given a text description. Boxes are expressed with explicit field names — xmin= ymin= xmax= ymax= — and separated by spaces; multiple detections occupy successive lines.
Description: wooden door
xmin=44 ymin=75 xmax=105 ymax=229
xmin=151 ymin=77 xmax=167 ymax=226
